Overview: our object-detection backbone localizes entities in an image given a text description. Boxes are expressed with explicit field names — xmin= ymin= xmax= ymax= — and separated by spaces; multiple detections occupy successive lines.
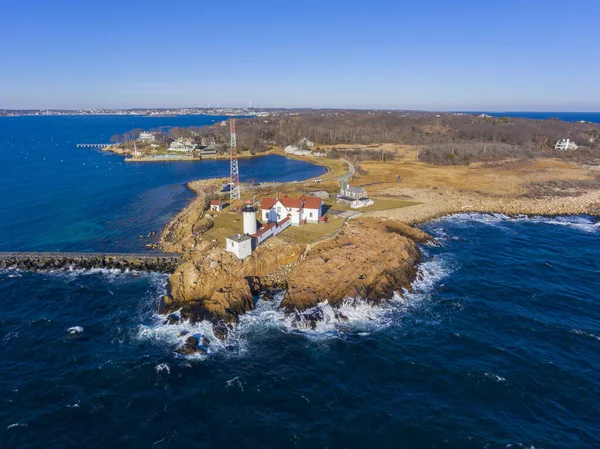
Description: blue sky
xmin=1 ymin=0 xmax=599 ymax=110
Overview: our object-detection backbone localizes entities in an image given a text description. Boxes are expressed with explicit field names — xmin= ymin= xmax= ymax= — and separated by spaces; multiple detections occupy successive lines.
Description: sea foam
xmin=136 ymin=254 xmax=452 ymax=359
xmin=435 ymin=213 xmax=599 ymax=233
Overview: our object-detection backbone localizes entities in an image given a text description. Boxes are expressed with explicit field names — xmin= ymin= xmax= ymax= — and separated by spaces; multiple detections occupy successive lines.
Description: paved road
xmin=335 ymin=158 xmax=355 ymax=183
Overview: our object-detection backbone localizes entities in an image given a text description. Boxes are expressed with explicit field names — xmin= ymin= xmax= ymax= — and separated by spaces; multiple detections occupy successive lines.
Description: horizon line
xmin=1 ymin=107 xmax=599 ymax=114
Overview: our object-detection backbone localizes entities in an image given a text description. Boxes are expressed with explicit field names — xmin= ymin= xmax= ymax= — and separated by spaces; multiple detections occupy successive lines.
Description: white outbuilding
xmin=554 ymin=138 xmax=579 ymax=151
xmin=225 ymin=234 xmax=253 ymax=260
xmin=225 ymin=199 xmax=259 ymax=260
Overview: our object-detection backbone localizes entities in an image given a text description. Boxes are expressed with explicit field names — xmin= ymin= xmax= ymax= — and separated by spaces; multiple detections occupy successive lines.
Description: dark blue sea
xmin=2 ymin=118 xmax=600 ymax=448
xmin=466 ymin=111 xmax=600 ymax=123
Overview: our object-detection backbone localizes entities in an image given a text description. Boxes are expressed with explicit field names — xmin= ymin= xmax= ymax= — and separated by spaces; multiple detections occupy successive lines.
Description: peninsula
xmin=154 ymin=111 xmax=600 ymax=352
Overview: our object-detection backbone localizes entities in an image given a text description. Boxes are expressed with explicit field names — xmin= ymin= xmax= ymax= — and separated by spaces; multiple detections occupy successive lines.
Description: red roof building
xmin=259 ymin=195 xmax=322 ymax=226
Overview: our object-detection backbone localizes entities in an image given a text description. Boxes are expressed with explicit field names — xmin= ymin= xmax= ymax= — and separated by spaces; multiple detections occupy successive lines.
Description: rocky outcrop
xmin=165 ymin=238 xmax=305 ymax=323
xmin=165 ymin=218 xmax=431 ymax=324
xmin=175 ymin=335 xmax=208 ymax=355
xmin=160 ymin=178 xmax=226 ymax=253
xmin=281 ymin=219 xmax=423 ymax=311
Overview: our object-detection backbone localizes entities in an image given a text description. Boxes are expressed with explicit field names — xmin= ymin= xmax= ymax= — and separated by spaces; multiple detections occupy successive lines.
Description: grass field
xmin=345 ymin=145 xmax=595 ymax=197
xmin=203 ymin=208 xmax=346 ymax=248
xmin=278 ymin=216 xmax=345 ymax=245
xmin=202 ymin=210 xmax=243 ymax=247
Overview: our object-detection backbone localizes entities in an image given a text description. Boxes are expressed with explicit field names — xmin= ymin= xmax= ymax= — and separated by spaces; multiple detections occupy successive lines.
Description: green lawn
xmin=278 ymin=216 xmax=345 ymax=244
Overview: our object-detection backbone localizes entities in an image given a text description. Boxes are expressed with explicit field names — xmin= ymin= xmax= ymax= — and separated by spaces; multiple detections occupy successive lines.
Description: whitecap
xmin=6 ymin=423 xmax=27 ymax=430
xmin=225 ymin=376 xmax=244 ymax=391
xmin=67 ymin=326 xmax=84 ymax=334
xmin=155 ymin=363 xmax=170 ymax=374
xmin=570 ymin=328 xmax=600 ymax=341
xmin=137 ymin=316 xmax=226 ymax=358
xmin=484 ymin=372 xmax=506 ymax=383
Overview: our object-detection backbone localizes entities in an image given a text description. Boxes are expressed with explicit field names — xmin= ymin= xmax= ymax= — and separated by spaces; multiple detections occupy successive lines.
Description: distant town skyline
xmin=1 ymin=0 xmax=599 ymax=111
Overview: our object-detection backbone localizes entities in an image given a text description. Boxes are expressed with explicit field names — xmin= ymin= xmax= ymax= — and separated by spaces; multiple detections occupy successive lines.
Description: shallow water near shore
xmin=2 ymin=213 xmax=600 ymax=448
xmin=0 ymin=115 xmax=326 ymax=252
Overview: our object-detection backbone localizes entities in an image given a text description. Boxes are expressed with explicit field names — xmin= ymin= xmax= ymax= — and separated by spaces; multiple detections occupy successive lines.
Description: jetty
xmin=0 ymin=252 xmax=182 ymax=272
xmin=76 ymin=143 xmax=112 ymax=148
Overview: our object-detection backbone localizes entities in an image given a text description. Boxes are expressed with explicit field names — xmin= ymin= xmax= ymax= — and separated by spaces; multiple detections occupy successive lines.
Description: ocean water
xmin=0 ymin=115 xmax=326 ymax=252
xmin=1 ymin=214 xmax=599 ymax=448
xmin=2 ymin=117 xmax=600 ymax=448
xmin=466 ymin=111 xmax=600 ymax=123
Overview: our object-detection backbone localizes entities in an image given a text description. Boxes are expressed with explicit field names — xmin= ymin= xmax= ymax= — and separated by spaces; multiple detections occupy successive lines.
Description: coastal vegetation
xmin=110 ymin=111 xmax=600 ymax=168
xmin=146 ymin=111 xmax=600 ymax=163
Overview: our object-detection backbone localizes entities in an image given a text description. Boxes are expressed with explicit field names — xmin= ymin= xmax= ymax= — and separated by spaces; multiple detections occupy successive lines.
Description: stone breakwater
xmin=0 ymin=252 xmax=182 ymax=272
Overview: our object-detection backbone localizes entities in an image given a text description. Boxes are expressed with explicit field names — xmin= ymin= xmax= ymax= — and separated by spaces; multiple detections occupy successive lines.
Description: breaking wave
xmin=136 ymin=255 xmax=452 ymax=358
xmin=433 ymin=213 xmax=600 ymax=233
xmin=0 ymin=266 xmax=168 ymax=285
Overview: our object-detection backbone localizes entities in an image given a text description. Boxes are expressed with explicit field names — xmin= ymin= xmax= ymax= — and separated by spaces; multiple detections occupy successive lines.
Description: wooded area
xmin=116 ymin=111 xmax=600 ymax=165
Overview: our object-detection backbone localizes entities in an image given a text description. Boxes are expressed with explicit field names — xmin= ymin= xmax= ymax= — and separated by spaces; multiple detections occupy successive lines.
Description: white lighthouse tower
xmin=242 ymin=199 xmax=257 ymax=235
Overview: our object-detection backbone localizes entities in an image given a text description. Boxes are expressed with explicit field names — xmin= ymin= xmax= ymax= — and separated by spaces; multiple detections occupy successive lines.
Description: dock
xmin=0 ymin=252 xmax=182 ymax=272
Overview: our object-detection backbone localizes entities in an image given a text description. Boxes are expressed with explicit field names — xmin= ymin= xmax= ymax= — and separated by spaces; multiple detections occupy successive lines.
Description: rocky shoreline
xmin=162 ymin=218 xmax=433 ymax=330
xmin=155 ymin=156 xmax=600 ymax=352
xmin=366 ymin=187 xmax=600 ymax=225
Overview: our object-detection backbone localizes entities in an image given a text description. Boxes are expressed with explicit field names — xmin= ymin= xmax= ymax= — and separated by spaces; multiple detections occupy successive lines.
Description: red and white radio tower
xmin=229 ymin=118 xmax=241 ymax=207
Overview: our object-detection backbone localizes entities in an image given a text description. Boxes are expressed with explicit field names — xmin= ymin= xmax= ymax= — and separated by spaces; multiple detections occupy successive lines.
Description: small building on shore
xmin=260 ymin=195 xmax=322 ymax=226
xmin=169 ymin=138 xmax=197 ymax=152
xmin=338 ymin=182 xmax=373 ymax=208
xmin=310 ymin=191 xmax=330 ymax=200
xmin=284 ymin=145 xmax=311 ymax=156
xmin=299 ymin=138 xmax=315 ymax=148
xmin=138 ymin=131 xmax=156 ymax=143
xmin=201 ymin=148 xmax=218 ymax=158
xmin=554 ymin=138 xmax=579 ymax=151
xmin=210 ymin=200 xmax=222 ymax=212
xmin=225 ymin=233 xmax=253 ymax=260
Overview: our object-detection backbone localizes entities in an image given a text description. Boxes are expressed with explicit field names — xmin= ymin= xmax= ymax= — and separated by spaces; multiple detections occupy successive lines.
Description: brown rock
xmin=167 ymin=238 xmax=305 ymax=323
xmin=281 ymin=219 xmax=425 ymax=311
xmin=176 ymin=336 xmax=206 ymax=355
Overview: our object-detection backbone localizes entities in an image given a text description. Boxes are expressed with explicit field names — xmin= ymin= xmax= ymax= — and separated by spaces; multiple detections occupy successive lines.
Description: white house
xmin=299 ymin=138 xmax=315 ymax=148
xmin=169 ymin=138 xmax=197 ymax=152
xmin=338 ymin=182 xmax=373 ymax=208
xmin=138 ymin=131 xmax=156 ymax=143
xmin=339 ymin=182 xmax=367 ymax=199
xmin=554 ymin=138 xmax=579 ymax=151
xmin=284 ymin=145 xmax=311 ymax=156
xmin=260 ymin=195 xmax=322 ymax=226
xmin=225 ymin=234 xmax=253 ymax=260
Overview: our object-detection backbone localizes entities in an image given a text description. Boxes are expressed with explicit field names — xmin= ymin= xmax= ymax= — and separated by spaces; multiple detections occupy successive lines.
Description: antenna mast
xmin=229 ymin=118 xmax=241 ymax=207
